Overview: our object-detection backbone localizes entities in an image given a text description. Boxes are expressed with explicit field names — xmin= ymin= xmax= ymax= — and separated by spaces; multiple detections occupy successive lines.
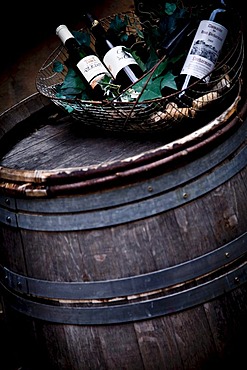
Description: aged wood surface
xmin=0 ymin=106 xmax=168 ymax=171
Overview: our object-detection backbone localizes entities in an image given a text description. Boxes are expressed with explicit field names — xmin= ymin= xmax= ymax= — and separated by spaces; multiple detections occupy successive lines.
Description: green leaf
xmin=130 ymin=49 xmax=146 ymax=72
xmin=56 ymin=67 xmax=90 ymax=99
xmin=164 ymin=2 xmax=177 ymax=16
xmin=133 ymin=74 xmax=153 ymax=93
xmin=98 ymin=75 xmax=121 ymax=99
xmin=108 ymin=14 xmax=136 ymax=45
xmin=145 ymin=48 xmax=160 ymax=70
xmin=64 ymin=104 xmax=74 ymax=113
xmin=109 ymin=14 xmax=128 ymax=34
xmin=62 ymin=68 xmax=85 ymax=89
xmin=79 ymin=90 xmax=90 ymax=100
xmin=138 ymin=82 xmax=163 ymax=102
xmin=133 ymin=73 xmax=163 ymax=100
xmin=53 ymin=61 xmax=64 ymax=73
xmin=160 ymin=71 xmax=178 ymax=90
xmin=72 ymin=30 xmax=91 ymax=47
xmin=150 ymin=60 xmax=169 ymax=79
xmin=125 ymin=54 xmax=179 ymax=102
xmin=135 ymin=71 xmax=178 ymax=102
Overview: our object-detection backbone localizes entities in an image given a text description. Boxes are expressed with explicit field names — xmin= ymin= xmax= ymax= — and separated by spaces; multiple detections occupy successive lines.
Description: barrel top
xmin=0 ymin=91 xmax=245 ymax=195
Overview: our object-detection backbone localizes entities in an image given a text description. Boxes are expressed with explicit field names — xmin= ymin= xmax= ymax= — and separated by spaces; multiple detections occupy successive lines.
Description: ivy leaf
xmin=98 ymin=75 xmax=120 ymax=99
xmin=128 ymin=48 xmax=146 ymax=72
xmin=72 ymin=30 xmax=91 ymax=47
xmin=108 ymin=14 xmax=137 ymax=46
xmin=150 ymin=59 xmax=169 ymax=79
xmin=145 ymin=48 xmax=160 ymax=70
xmin=135 ymin=71 xmax=178 ymax=102
xmin=63 ymin=104 xmax=74 ymax=113
xmin=56 ymin=67 xmax=89 ymax=99
xmin=133 ymin=74 xmax=154 ymax=93
xmin=137 ymin=81 xmax=163 ymax=102
xmin=61 ymin=68 xmax=85 ymax=91
xmin=53 ymin=61 xmax=64 ymax=73
xmin=130 ymin=72 xmax=163 ymax=102
xmin=160 ymin=71 xmax=178 ymax=90
xmin=125 ymin=53 xmax=181 ymax=102
xmin=164 ymin=2 xmax=177 ymax=16
xmin=109 ymin=14 xmax=128 ymax=35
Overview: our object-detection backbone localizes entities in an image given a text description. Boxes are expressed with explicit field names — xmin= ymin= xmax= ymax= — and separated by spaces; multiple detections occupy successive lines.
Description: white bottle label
xmin=77 ymin=55 xmax=110 ymax=88
xmin=181 ymin=20 xmax=228 ymax=80
xmin=103 ymin=46 xmax=138 ymax=79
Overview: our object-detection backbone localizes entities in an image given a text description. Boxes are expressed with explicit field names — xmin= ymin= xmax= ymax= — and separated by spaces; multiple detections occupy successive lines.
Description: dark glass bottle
xmin=83 ymin=12 xmax=144 ymax=91
xmin=56 ymin=24 xmax=112 ymax=100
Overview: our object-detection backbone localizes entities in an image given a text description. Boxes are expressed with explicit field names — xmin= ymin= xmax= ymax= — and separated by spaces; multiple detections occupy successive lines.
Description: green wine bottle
xmin=83 ymin=13 xmax=144 ymax=91
xmin=56 ymin=24 xmax=112 ymax=100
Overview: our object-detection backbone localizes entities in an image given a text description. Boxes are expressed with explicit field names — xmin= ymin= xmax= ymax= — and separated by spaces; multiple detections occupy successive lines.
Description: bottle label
xmin=77 ymin=55 xmax=110 ymax=88
xmin=180 ymin=20 xmax=228 ymax=80
xmin=103 ymin=46 xmax=138 ymax=79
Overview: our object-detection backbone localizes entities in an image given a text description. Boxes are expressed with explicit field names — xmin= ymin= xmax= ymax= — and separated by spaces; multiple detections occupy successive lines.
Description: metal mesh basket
xmin=36 ymin=9 xmax=244 ymax=134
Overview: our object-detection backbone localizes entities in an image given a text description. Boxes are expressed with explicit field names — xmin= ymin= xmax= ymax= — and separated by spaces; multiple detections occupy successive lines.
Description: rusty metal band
xmin=1 ymin=261 xmax=246 ymax=325
xmin=0 ymin=231 xmax=246 ymax=300
xmin=0 ymin=232 xmax=246 ymax=324
xmin=0 ymin=138 xmax=246 ymax=231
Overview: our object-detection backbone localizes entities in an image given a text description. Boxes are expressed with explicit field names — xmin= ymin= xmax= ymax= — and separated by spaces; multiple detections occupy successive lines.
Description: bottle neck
xmin=84 ymin=13 xmax=106 ymax=38
xmin=56 ymin=25 xmax=89 ymax=60
xmin=56 ymin=25 xmax=75 ymax=45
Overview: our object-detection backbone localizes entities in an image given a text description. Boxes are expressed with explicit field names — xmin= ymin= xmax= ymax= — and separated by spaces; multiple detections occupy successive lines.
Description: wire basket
xmin=36 ymin=8 xmax=244 ymax=134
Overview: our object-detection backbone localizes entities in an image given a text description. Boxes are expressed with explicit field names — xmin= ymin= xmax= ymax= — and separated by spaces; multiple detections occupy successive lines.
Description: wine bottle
xmin=179 ymin=0 xmax=229 ymax=96
xmin=83 ymin=12 xmax=144 ymax=91
xmin=56 ymin=24 xmax=112 ymax=100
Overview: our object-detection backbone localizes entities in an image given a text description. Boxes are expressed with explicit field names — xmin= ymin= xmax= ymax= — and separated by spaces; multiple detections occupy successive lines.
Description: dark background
xmin=1 ymin=0 xmax=244 ymax=70
xmin=0 ymin=1 xmax=102 ymax=69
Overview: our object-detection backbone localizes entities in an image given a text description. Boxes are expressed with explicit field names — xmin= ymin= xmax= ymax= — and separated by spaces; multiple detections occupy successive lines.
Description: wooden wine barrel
xmin=0 ymin=90 xmax=247 ymax=370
